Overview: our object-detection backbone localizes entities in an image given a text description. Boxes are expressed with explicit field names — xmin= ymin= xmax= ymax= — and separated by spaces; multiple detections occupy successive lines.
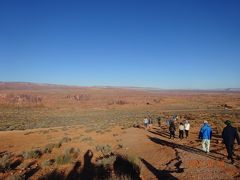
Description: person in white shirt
xmin=184 ymin=120 xmax=190 ymax=138
xmin=144 ymin=117 xmax=149 ymax=129
xmin=179 ymin=122 xmax=184 ymax=139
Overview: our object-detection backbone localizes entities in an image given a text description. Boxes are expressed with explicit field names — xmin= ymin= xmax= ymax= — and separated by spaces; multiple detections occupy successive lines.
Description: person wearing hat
xmin=222 ymin=120 xmax=240 ymax=164
xmin=199 ymin=120 xmax=212 ymax=153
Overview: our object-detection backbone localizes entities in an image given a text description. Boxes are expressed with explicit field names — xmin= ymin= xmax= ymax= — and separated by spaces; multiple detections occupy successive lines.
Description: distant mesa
xmin=66 ymin=94 xmax=90 ymax=101
xmin=0 ymin=94 xmax=42 ymax=106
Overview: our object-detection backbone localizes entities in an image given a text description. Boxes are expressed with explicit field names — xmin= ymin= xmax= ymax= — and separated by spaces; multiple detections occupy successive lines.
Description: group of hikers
xmin=143 ymin=115 xmax=240 ymax=164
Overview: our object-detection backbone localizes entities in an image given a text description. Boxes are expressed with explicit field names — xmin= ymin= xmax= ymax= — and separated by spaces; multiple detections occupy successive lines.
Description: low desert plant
xmin=59 ymin=137 xmax=71 ymax=144
xmin=80 ymin=136 xmax=93 ymax=142
xmin=43 ymin=143 xmax=55 ymax=154
xmin=54 ymin=142 xmax=62 ymax=148
xmin=55 ymin=154 xmax=72 ymax=165
xmin=113 ymin=155 xmax=141 ymax=179
xmin=0 ymin=153 xmax=12 ymax=172
xmin=96 ymin=155 xmax=116 ymax=169
xmin=6 ymin=174 xmax=25 ymax=180
xmin=18 ymin=160 xmax=36 ymax=170
xmin=64 ymin=147 xmax=80 ymax=159
xmin=96 ymin=145 xmax=112 ymax=156
xmin=22 ymin=149 xmax=42 ymax=159
xmin=41 ymin=159 xmax=55 ymax=167
xmin=55 ymin=147 xmax=80 ymax=165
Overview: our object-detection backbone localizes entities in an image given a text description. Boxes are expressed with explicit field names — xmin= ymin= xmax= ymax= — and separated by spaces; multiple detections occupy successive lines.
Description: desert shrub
xmin=18 ymin=161 xmax=33 ymax=170
xmin=43 ymin=143 xmax=55 ymax=153
xmin=96 ymin=155 xmax=116 ymax=169
xmin=96 ymin=145 xmax=112 ymax=156
xmin=41 ymin=159 xmax=55 ymax=167
xmin=55 ymin=142 xmax=62 ymax=148
xmin=80 ymin=136 xmax=93 ymax=142
xmin=64 ymin=147 xmax=80 ymax=159
xmin=115 ymin=100 xmax=128 ymax=105
xmin=55 ymin=147 xmax=80 ymax=165
xmin=60 ymin=137 xmax=71 ymax=144
xmin=117 ymin=144 xmax=124 ymax=149
xmin=22 ymin=149 xmax=42 ymax=159
xmin=55 ymin=154 xmax=72 ymax=165
xmin=6 ymin=174 xmax=25 ymax=180
xmin=0 ymin=153 xmax=12 ymax=172
xmin=61 ymin=126 xmax=68 ymax=131
xmin=113 ymin=155 xmax=141 ymax=180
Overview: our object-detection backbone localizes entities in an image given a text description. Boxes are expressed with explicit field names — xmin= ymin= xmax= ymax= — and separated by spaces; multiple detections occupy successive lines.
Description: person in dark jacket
xmin=169 ymin=121 xmax=176 ymax=139
xmin=222 ymin=120 xmax=240 ymax=164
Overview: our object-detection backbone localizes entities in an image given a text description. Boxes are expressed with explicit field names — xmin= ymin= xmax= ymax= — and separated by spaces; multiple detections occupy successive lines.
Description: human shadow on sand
xmin=140 ymin=158 xmax=178 ymax=180
xmin=148 ymin=136 xmax=223 ymax=161
xmin=39 ymin=149 xmax=141 ymax=180
xmin=148 ymin=130 xmax=170 ymax=139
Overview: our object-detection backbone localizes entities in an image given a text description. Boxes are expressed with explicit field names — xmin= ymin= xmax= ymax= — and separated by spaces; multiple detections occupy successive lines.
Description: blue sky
xmin=0 ymin=0 xmax=240 ymax=89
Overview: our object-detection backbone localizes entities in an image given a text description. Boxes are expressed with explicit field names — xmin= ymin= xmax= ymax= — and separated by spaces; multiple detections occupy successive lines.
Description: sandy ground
xmin=0 ymin=123 xmax=239 ymax=180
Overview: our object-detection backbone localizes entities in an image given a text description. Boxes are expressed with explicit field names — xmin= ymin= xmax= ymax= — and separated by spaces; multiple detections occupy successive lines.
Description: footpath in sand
xmin=0 ymin=124 xmax=240 ymax=179
xmin=118 ymin=126 xmax=240 ymax=179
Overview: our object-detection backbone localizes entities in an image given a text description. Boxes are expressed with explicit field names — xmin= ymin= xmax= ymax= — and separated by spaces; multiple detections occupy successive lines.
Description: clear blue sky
xmin=0 ymin=0 xmax=240 ymax=89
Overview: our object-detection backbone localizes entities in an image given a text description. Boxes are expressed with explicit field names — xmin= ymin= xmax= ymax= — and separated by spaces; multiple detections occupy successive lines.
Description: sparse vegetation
xmin=6 ymin=174 xmax=25 ymax=180
xmin=55 ymin=147 xmax=80 ymax=165
xmin=43 ymin=143 xmax=55 ymax=153
xmin=22 ymin=149 xmax=42 ymax=159
xmin=96 ymin=145 xmax=112 ymax=156
xmin=0 ymin=153 xmax=12 ymax=172
xmin=96 ymin=155 xmax=116 ymax=168
xmin=41 ymin=159 xmax=55 ymax=167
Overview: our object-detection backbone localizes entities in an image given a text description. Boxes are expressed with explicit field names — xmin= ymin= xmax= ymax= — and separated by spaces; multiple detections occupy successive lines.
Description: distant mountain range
xmin=0 ymin=81 xmax=239 ymax=92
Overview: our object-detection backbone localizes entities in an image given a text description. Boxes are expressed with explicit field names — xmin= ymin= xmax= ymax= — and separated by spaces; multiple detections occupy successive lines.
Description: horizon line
xmin=0 ymin=81 xmax=240 ymax=91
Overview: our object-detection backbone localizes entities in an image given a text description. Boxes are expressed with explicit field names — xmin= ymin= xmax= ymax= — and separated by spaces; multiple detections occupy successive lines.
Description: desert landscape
xmin=0 ymin=82 xmax=240 ymax=179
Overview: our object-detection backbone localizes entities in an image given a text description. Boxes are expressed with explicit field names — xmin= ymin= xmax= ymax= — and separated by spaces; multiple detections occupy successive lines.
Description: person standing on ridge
xmin=184 ymin=120 xmax=190 ymax=138
xmin=199 ymin=121 xmax=212 ymax=153
xmin=169 ymin=121 xmax=176 ymax=139
xmin=222 ymin=120 xmax=240 ymax=164
xmin=179 ymin=122 xmax=184 ymax=140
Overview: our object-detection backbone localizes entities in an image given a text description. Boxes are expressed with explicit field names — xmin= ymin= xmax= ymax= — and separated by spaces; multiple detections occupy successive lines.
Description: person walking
xmin=144 ymin=117 xmax=149 ymax=130
xmin=169 ymin=121 xmax=176 ymax=139
xmin=184 ymin=120 xmax=190 ymax=138
xmin=179 ymin=122 xmax=184 ymax=139
xmin=157 ymin=116 xmax=161 ymax=128
xmin=148 ymin=117 xmax=153 ymax=130
xmin=222 ymin=120 xmax=240 ymax=164
xmin=199 ymin=121 xmax=212 ymax=153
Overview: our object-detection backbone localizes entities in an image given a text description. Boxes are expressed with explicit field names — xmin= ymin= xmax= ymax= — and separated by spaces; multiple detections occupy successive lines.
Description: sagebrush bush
xmin=6 ymin=174 xmax=25 ymax=180
xmin=96 ymin=144 xmax=112 ymax=156
xmin=0 ymin=153 xmax=12 ymax=172
xmin=55 ymin=154 xmax=72 ymax=165
xmin=55 ymin=147 xmax=80 ymax=165
xmin=22 ymin=149 xmax=42 ymax=159
xmin=43 ymin=143 xmax=55 ymax=153
xmin=60 ymin=137 xmax=71 ymax=144
xmin=41 ymin=159 xmax=55 ymax=167
xmin=96 ymin=155 xmax=116 ymax=169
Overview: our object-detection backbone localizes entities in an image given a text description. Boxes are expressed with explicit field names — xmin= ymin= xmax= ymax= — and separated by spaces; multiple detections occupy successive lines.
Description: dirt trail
xmin=0 ymin=125 xmax=240 ymax=179
xmin=119 ymin=126 xmax=240 ymax=179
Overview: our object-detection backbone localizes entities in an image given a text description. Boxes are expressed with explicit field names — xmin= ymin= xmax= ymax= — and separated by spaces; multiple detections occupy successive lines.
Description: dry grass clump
xmin=22 ymin=149 xmax=42 ymax=159
xmin=96 ymin=144 xmax=112 ymax=156
xmin=59 ymin=136 xmax=72 ymax=144
xmin=6 ymin=174 xmax=25 ymax=180
xmin=55 ymin=147 xmax=80 ymax=165
xmin=0 ymin=153 xmax=12 ymax=172
xmin=41 ymin=159 xmax=55 ymax=168
xmin=43 ymin=143 xmax=55 ymax=153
